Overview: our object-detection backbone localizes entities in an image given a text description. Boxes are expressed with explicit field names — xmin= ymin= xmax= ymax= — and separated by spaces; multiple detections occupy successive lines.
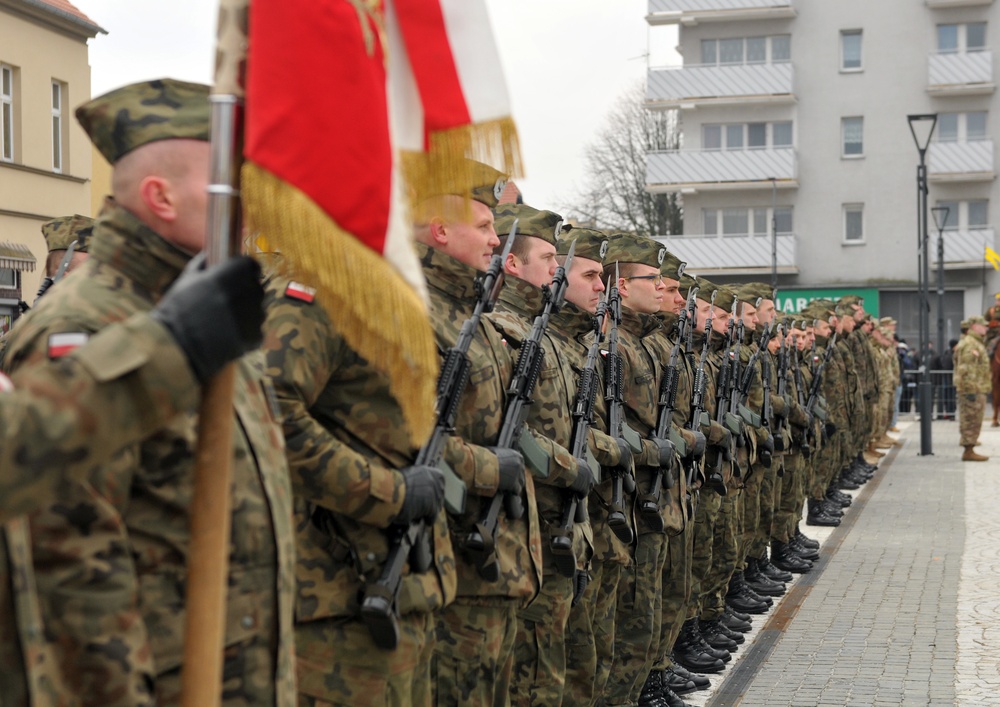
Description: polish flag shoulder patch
xmin=48 ymin=332 xmax=89 ymax=359
xmin=284 ymin=282 xmax=316 ymax=303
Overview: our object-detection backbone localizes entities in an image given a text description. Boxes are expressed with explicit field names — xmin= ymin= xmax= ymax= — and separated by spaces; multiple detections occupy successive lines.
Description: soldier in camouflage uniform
xmin=1 ymin=79 xmax=296 ymax=706
xmin=41 ymin=215 xmax=92 ymax=279
xmin=954 ymin=316 xmax=991 ymax=461
xmin=412 ymin=161 xmax=543 ymax=707
xmin=260 ymin=256 xmax=456 ymax=706
xmin=555 ymin=227 xmax=637 ymax=705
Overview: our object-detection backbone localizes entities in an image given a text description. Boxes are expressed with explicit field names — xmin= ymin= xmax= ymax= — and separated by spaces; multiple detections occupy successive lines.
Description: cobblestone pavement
xmin=680 ymin=414 xmax=1000 ymax=707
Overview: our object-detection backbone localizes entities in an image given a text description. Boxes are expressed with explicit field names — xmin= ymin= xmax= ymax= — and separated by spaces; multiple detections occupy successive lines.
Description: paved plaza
xmin=682 ymin=415 xmax=1000 ymax=707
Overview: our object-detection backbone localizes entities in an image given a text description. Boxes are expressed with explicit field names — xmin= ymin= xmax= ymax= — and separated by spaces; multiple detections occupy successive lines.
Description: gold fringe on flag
xmin=243 ymin=162 xmax=437 ymax=446
xmin=401 ymin=116 xmax=524 ymax=206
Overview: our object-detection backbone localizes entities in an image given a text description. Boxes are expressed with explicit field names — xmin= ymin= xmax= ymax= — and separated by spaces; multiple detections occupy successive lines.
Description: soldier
xmin=260 ymin=253 xmax=456 ymax=703
xmin=37 ymin=215 xmax=93 ymax=298
xmin=412 ymin=161 xmax=543 ymax=706
xmin=953 ymin=316 xmax=991 ymax=462
xmin=1 ymin=78 xmax=296 ymax=706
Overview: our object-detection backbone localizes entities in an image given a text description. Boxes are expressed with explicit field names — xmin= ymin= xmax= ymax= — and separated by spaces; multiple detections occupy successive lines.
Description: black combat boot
xmin=638 ymin=670 xmax=670 ymax=707
xmin=837 ymin=466 xmax=861 ymax=490
xmin=699 ymin=618 xmax=738 ymax=652
xmin=667 ymin=662 xmax=710 ymax=692
xmin=795 ymin=525 xmax=820 ymax=550
xmin=745 ymin=558 xmax=786 ymax=597
xmin=771 ymin=539 xmax=812 ymax=573
xmin=827 ymin=483 xmax=852 ymax=507
xmin=821 ymin=498 xmax=844 ymax=517
xmin=726 ymin=572 xmax=770 ymax=614
xmin=672 ymin=619 xmax=726 ymax=674
xmin=662 ymin=665 xmax=697 ymax=695
xmin=806 ymin=498 xmax=841 ymax=527
xmin=758 ymin=552 xmax=794 ymax=583
xmin=787 ymin=535 xmax=819 ymax=561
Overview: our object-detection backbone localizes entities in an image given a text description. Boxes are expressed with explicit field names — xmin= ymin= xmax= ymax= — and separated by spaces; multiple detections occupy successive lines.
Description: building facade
xmin=645 ymin=0 xmax=1000 ymax=348
xmin=0 ymin=0 xmax=103 ymax=330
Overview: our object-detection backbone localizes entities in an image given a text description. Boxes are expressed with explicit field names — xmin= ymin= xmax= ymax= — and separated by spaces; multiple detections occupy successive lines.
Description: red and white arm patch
xmin=0 ymin=372 xmax=13 ymax=392
xmin=284 ymin=282 xmax=316 ymax=303
xmin=48 ymin=332 xmax=89 ymax=359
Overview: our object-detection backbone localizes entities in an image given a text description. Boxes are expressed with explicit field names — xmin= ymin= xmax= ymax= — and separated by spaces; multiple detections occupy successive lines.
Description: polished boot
xmin=711 ymin=616 xmax=745 ymax=645
xmin=662 ymin=666 xmax=698 ymax=695
xmin=668 ymin=663 xmax=711 ymax=691
xmin=700 ymin=618 xmax=739 ymax=652
xmin=639 ymin=670 xmax=672 ymax=707
xmin=856 ymin=453 xmax=877 ymax=473
xmin=787 ymin=535 xmax=819 ymax=561
xmin=806 ymin=498 xmax=840 ymax=527
xmin=827 ymin=485 xmax=852 ymax=507
xmin=821 ymin=498 xmax=844 ymax=517
xmin=963 ymin=445 xmax=990 ymax=462
xmin=796 ymin=526 xmax=820 ymax=549
xmin=771 ymin=539 xmax=812 ymax=573
xmin=673 ymin=619 xmax=727 ymax=673
xmin=721 ymin=605 xmax=753 ymax=633
xmin=727 ymin=571 xmax=771 ymax=613
xmin=744 ymin=558 xmax=786 ymax=597
xmin=758 ymin=553 xmax=794 ymax=583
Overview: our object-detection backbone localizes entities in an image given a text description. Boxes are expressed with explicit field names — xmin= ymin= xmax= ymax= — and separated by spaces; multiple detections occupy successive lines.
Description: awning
xmin=0 ymin=242 xmax=36 ymax=271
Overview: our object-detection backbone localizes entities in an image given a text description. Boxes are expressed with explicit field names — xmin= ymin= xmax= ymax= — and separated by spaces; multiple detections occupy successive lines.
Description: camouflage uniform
xmin=260 ymin=265 xmax=457 ymax=707
xmin=953 ymin=327 xmax=991 ymax=445
xmin=772 ymin=334 xmax=812 ymax=545
xmin=418 ymin=242 xmax=543 ymax=707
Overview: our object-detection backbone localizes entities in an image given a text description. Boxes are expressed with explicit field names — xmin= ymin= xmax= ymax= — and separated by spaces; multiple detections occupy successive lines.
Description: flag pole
xmin=180 ymin=2 xmax=247 ymax=705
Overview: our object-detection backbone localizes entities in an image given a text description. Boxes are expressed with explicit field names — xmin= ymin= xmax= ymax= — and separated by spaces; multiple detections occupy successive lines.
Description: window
xmin=774 ymin=207 xmax=793 ymax=234
xmin=1 ymin=65 xmax=12 ymax=162
xmin=702 ymin=207 xmax=794 ymax=237
xmin=701 ymin=39 xmax=717 ymax=65
xmin=773 ymin=121 xmax=793 ymax=147
xmin=702 ymin=121 xmax=794 ymax=151
xmin=0 ymin=269 xmax=14 ymax=287
xmin=938 ymin=24 xmax=959 ymax=53
xmin=969 ymin=200 xmax=989 ymax=229
xmin=841 ymin=30 xmax=862 ymax=70
xmin=844 ymin=204 xmax=864 ymax=243
xmin=772 ymin=35 xmax=791 ymax=63
xmin=720 ymin=38 xmax=743 ymax=65
xmin=938 ymin=113 xmax=959 ymax=142
xmin=842 ymin=117 xmax=864 ymax=157
xmin=704 ymin=209 xmax=717 ymax=235
xmin=967 ymin=111 xmax=987 ymax=141
xmin=937 ymin=112 xmax=988 ymax=142
xmin=722 ymin=208 xmax=749 ymax=236
xmin=725 ymin=124 xmax=744 ymax=150
xmin=51 ymin=80 xmax=62 ymax=172
xmin=748 ymin=123 xmax=767 ymax=149
xmin=938 ymin=23 xmax=987 ymax=53
xmin=746 ymin=37 xmax=767 ymax=64
xmin=699 ymin=35 xmax=790 ymax=66
xmin=936 ymin=200 xmax=990 ymax=230
xmin=937 ymin=200 xmax=959 ymax=230
xmin=967 ymin=22 xmax=987 ymax=52
xmin=703 ymin=124 xmax=721 ymax=150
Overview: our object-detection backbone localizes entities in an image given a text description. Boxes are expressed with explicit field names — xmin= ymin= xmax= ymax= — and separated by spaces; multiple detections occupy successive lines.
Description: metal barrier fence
xmin=899 ymin=369 xmax=956 ymax=421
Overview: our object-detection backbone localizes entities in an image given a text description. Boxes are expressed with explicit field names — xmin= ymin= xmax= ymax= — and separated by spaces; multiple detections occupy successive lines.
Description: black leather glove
xmin=570 ymin=459 xmax=595 ymax=497
xmin=825 ymin=422 xmax=837 ymax=439
xmin=759 ymin=434 xmax=774 ymax=468
xmin=688 ymin=430 xmax=707 ymax=459
xmin=490 ymin=447 xmax=525 ymax=496
xmin=614 ymin=438 xmax=633 ymax=472
xmin=773 ymin=433 xmax=785 ymax=452
xmin=152 ymin=255 xmax=264 ymax=384
xmin=393 ymin=465 xmax=445 ymax=525
xmin=648 ymin=437 xmax=675 ymax=468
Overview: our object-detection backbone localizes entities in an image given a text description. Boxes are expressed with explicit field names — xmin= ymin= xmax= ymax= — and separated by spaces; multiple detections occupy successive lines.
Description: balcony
xmin=647 ymin=63 xmax=794 ymax=109
xmin=654 ymin=233 xmax=798 ymax=275
xmin=927 ymin=51 xmax=994 ymax=96
xmin=647 ymin=0 xmax=795 ymax=25
xmin=647 ymin=147 xmax=797 ymax=193
xmin=928 ymin=140 xmax=995 ymax=182
xmin=926 ymin=0 xmax=992 ymax=7
xmin=933 ymin=228 xmax=996 ymax=268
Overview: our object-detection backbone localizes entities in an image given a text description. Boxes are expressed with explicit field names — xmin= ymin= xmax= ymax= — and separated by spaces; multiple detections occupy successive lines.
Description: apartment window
xmin=1 ymin=65 xmax=12 ymax=162
xmin=841 ymin=30 xmax=862 ymax=71
xmin=937 ymin=112 xmax=988 ymax=142
xmin=699 ymin=35 xmax=791 ymax=66
xmin=720 ymin=38 xmax=743 ymax=65
xmin=703 ymin=207 xmax=793 ymax=237
xmin=842 ymin=117 xmax=864 ymax=157
xmin=844 ymin=204 xmax=865 ymax=243
xmin=937 ymin=200 xmax=960 ymax=230
xmin=937 ymin=200 xmax=990 ymax=230
xmin=938 ymin=113 xmax=959 ymax=142
xmin=746 ymin=37 xmax=767 ymax=64
xmin=772 ymin=36 xmax=790 ymax=62
xmin=703 ymin=121 xmax=794 ymax=151
xmin=726 ymin=124 xmax=744 ymax=150
xmin=969 ymin=200 xmax=989 ymax=229
xmin=773 ymin=121 xmax=793 ymax=147
xmin=748 ymin=122 xmax=767 ymax=148
xmin=774 ymin=207 xmax=793 ymax=234
xmin=704 ymin=209 xmax=717 ymax=235
xmin=938 ymin=23 xmax=987 ymax=54
xmin=967 ymin=111 xmax=987 ymax=141
xmin=51 ymin=80 xmax=62 ymax=172
xmin=722 ymin=208 xmax=748 ymax=236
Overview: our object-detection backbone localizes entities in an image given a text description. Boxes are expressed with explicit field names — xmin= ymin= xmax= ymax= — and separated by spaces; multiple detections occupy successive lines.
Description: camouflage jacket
xmin=953 ymin=332 xmax=991 ymax=394
xmin=417 ymin=243 xmax=542 ymax=601
xmin=548 ymin=302 xmax=632 ymax=566
xmin=836 ymin=337 xmax=861 ymax=419
xmin=488 ymin=276 xmax=593 ymax=572
xmin=815 ymin=338 xmax=849 ymax=431
xmin=260 ymin=267 xmax=456 ymax=624
xmin=1 ymin=203 xmax=296 ymax=707
xmin=699 ymin=332 xmax=736 ymax=488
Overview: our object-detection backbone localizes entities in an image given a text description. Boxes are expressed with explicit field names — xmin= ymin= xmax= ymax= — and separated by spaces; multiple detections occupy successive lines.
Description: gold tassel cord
xmin=243 ymin=162 xmax=437 ymax=446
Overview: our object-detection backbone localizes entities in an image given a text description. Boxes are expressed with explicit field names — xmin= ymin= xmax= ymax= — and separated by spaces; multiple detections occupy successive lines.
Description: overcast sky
xmin=71 ymin=0 xmax=677 ymax=211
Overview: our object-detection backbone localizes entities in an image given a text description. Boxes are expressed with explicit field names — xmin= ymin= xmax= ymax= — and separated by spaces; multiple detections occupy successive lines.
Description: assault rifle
xmin=34 ymin=240 xmax=78 ymax=304
xmin=689 ymin=290 xmax=727 ymax=494
xmin=464 ymin=241 xmax=577 ymax=581
xmin=774 ymin=322 xmax=789 ymax=441
xmin=605 ymin=264 xmax=638 ymax=545
xmin=711 ymin=299 xmax=741 ymax=482
xmin=551 ymin=290 xmax=607 ymax=579
xmin=806 ymin=332 xmax=837 ymax=419
xmin=791 ymin=328 xmax=814 ymax=456
xmin=359 ymin=223 xmax=518 ymax=650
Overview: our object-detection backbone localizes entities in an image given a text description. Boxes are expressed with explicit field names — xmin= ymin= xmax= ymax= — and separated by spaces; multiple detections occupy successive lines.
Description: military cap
xmin=695 ymin=279 xmax=735 ymax=311
xmin=679 ymin=273 xmax=697 ymax=297
xmin=658 ymin=249 xmax=685 ymax=281
xmin=494 ymin=203 xmax=561 ymax=245
xmin=557 ymin=224 xmax=608 ymax=262
xmin=807 ymin=306 xmax=834 ymax=323
xmin=41 ymin=214 xmax=94 ymax=253
xmin=879 ymin=316 xmax=896 ymax=325
xmin=834 ymin=301 xmax=855 ymax=317
xmin=839 ymin=294 xmax=863 ymax=306
xmin=736 ymin=282 xmax=773 ymax=304
xmin=76 ymin=78 xmax=211 ymax=164
xmin=966 ymin=315 xmax=987 ymax=326
xmin=604 ymin=232 xmax=666 ymax=269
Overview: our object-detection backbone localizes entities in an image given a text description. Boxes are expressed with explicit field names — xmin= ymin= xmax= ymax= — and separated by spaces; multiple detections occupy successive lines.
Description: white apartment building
xmin=644 ymin=0 xmax=1000 ymax=348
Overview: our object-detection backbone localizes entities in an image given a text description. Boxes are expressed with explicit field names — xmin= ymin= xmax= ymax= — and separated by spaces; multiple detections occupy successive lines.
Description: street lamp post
xmin=909 ymin=113 xmax=938 ymax=456
xmin=931 ymin=206 xmax=950 ymax=362
xmin=770 ymin=177 xmax=778 ymax=291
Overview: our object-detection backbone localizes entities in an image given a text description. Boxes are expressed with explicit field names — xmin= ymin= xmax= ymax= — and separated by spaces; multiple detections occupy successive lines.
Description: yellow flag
xmin=986 ymin=245 xmax=1000 ymax=270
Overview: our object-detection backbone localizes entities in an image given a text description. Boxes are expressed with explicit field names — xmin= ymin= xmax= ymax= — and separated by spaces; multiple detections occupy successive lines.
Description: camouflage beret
xmin=696 ymin=279 xmax=735 ymax=311
xmin=839 ymin=294 xmax=863 ymax=306
xmin=835 ymin=301 xmax=855 ymax=317
xmin=41 ymin=214 xmax=94 ymax=253
xmin=77 ymin=78 xmax=211 ymax=164
xmin=659 ymin=249 xmax=686 ymax=281
xmin=679 ymin=273 xmax=697 ymax=297
xmin=735 ymin=282 xmax=772 ymax=305
xmin=879 ymin=316 xmax=896 ymax=325
xmin=605 ymin=232 xmax=666 ymax=269
xmin=557 ymin=225 xmax=608 ymax=262
xmin=966 ymin=315 xmax=987 ymax=326
xmin=494 ymin=204 xmax=561 ymax=246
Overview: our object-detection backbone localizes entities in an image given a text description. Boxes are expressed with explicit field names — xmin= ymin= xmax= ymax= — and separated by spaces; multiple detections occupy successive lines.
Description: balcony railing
xmin=654 ymin=233 xmax=798 ymax=274
xmin=928 ymin=140 xmax=995 ymax=181
xmin=647 ymin=147 xmax=797 ymax=192
xmin=933 ymin=228 xmax=996 ymax=267
xmin=647 ymin=62 xmax=794 ymax=108
xmin=928 ymin=51 xmax=994 ymax=95
xmin=647 ymin=0 xmax=795 ymax=25
xmin=926 ymin=0 xmax=993 ymax=7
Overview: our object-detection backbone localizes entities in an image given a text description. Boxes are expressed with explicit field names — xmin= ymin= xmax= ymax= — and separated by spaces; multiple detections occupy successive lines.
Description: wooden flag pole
xmin=180 ymin=2 xmax=247 ymax=705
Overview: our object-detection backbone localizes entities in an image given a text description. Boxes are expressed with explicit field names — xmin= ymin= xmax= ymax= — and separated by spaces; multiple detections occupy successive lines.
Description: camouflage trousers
xmin=751 ymin=458 xmax=782 ymax=558
xmin=686 ymin=490 xmax=723 ymax=620
xmin=737 ymin=464 xmax=764 ymax=569
xmin=959 ymin=393 xmax=987 ymax=445
xmin=653 ymin=521 xmax=693 ymax=671
xmin=773 ymin=450 xmax=805 ymax=544
xmin=809 ymin=434 xmax=839 ymax=499
xmin=510 ymin=570 xmax=573 ymax=706
xmin=604 ymin=531 xmax=666 ymax=705
xmin=702 ymin=490 xmax=742 ymax=621
xmin=565 ymin=560 xmax=623 ymax=705
xmin=297 ymin=612 xmax=435 ymax=707
xmin=433 ymin=598 xmax=519 ymax=707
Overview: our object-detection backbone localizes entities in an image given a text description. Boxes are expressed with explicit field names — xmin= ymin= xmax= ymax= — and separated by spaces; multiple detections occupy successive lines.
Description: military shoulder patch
xmin=0 ymin=372 xmax=12 ymax=392
xmin=284 ymin=282 xmax=316 ymax=303
xmin=48 ymin=332 xmax=89 ymax=359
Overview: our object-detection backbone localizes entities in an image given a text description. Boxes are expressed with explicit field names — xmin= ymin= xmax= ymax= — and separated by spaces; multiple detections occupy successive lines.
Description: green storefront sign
xmin=775 ymin=288 xmax=880 ymax=317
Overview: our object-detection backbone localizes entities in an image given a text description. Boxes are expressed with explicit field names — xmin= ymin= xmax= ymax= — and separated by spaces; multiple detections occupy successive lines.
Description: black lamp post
xmin=909 ymin=113 xmax=937 ymax=456
xmin=931 ymin=205 xmax=950 ymax=360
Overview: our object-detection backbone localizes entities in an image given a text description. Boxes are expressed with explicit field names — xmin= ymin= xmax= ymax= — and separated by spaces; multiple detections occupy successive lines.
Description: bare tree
xmin=563 ymin=81 xmax=682 ymax=237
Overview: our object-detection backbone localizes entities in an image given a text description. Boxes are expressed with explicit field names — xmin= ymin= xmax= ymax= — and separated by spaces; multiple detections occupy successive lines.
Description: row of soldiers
xmin=0 ymin=75 xmax=901 ymax=707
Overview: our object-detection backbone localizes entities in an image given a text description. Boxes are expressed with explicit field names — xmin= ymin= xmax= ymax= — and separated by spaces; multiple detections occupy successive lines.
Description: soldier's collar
xmin=497 ymin=274 xmax=545 ymax=316
xmin=551 ymin=299 xmax=596 ymax=338
xmin=415 ymin=241 xmax=479 ymax=300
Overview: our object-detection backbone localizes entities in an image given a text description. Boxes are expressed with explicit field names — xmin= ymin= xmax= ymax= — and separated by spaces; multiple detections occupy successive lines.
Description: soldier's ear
xmin=428 ymin=218 xmax=449 ymax=246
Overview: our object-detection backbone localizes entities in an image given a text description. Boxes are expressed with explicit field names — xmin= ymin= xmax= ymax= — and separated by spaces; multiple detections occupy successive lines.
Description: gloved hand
xmin=613 ymin=438 xmax=633 ymax=472
xmin=393 ymin=465 xmax=445 ymax=525
xmin=687 ymin=430 xmax=707 ymax=459
xmin=759 ymin=434 xmax=774 ymax=468
xmin=570 ymin=460 xmax=595 ymax=497
xmin=646 ymin=437 xmax=675 ymax=468
xmin=773 ymin=432 xmax=785 ymax=452
xmin=825 ymin=422 xmax=837 ymax=439
xmin=152 ymin=255 xmax=265 ymax=384
xmin=490 ymin=447 xmax=525 ymax=496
